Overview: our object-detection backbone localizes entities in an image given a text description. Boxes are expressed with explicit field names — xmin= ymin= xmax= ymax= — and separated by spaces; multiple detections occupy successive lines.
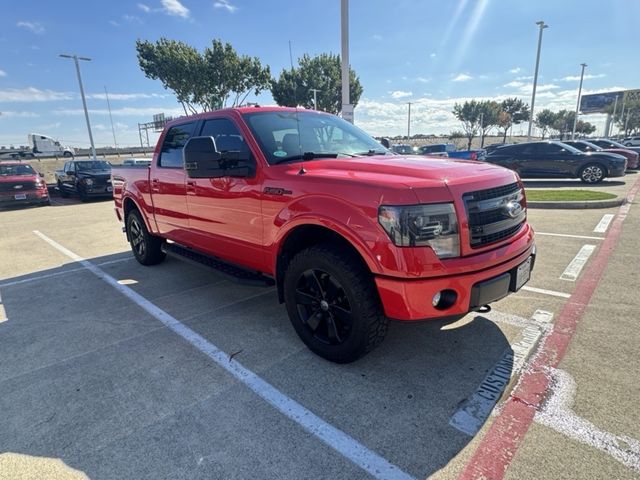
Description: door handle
xmin=186 ymin=180 xmax=196 ymax=194
xmin=151 ymin=178 xmax=160 ymax=192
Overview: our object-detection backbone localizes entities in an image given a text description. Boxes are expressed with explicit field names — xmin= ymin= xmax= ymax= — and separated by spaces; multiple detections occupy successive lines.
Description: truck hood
xmin=77 ymin=169 xmax=112 ymax=178
xmin=293 ymin=155 xmax=518 ymax=202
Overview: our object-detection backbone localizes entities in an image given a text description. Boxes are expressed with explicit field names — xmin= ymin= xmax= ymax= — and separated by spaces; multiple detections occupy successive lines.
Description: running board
xmin=161 ymin=243 xmax=275 ymax=287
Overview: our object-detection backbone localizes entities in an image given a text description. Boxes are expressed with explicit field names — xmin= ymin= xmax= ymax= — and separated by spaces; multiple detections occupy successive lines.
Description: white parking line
xmin=536 ymin=232 xmax=604 ymax=241
xmin=449 ymin=310 xmax=553 ymax=436
xmin=560 ymin=245 xmax=596 ymax=281
xmin=520 ymin=285 xmax=571 ymax=299
xmin=536 ymin=368 xmax=640 ymax=472
xmin=32 ymin=230 xmax=414 ymax=480
xmin=0 ymin=257 xmax=132 ymax=288
xmin=0 ymin=290 xmax=7 ymax=324
xmin=593 ymin=214 xmax=615 ymax=233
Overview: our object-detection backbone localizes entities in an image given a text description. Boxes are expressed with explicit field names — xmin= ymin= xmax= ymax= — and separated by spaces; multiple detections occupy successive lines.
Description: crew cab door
xmin=529 ymin=143 xmax=577 ymax=176
xmin=152 ymin=121 xmax=197 ymax=243
xmin=59 ymin=161 xmax=76 ymax=190
xmin=186 ymin=116 xmax=264 ymax=271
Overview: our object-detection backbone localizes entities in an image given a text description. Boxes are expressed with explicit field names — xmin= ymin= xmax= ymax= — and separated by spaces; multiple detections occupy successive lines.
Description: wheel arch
xmin=274 ymin=223 xmax=377 ymax=304
xmin=122 ymin=195 xmax=154 ymax=238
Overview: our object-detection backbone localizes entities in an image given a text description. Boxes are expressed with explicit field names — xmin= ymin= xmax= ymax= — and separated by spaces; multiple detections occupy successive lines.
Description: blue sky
xmin=1 ymin=0 xmax=638 ymax=148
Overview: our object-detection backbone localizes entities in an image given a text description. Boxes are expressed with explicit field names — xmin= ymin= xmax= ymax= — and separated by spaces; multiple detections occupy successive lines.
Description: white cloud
xmin=452 ymin=73 xmax=473 ymax=82
xmin=161 ymin=0 xmax=190 ymax=18
xmin=390 ymin=91 xmax=412 ymax=99
xmin=123 ymin=14 xmax=143 ymax=23
xmin=214 ymin=0 xmax=237 ymax=13
xmin=509 ymin=67 xmax=522 ymax=74
xmin=0 ymin=87 xmax=74 ymax=102
xmin=429 ymin=53 xmax=436 ymax=59
xmin=138 ymin=3 xmax=151 ymax=12
xmin=0 ymin=69 xmax=6 ymax=77
xmin=0 ymin=111 xmax=40 ymax=118
xmin=53 ymin=106 xmax=184 ymax=117
xmin=516 ymin=75 xmax=534 ymax=81
xmin=87 ymin=92 xmax=167 ymax=100
xmin=17 ymin=21 xmax=45 ymax=34
xmin=109 ymin=20 xmax=120 ymax=27
xmin=372 ymin=34 xmax=382 ymax=41
xmin=416 ymin=77 xmax=431 ymax=83
xmin=504 ymin=81 xmax=525 ymax=88
xmin=559 ymin=73 xmax=606 ymax=82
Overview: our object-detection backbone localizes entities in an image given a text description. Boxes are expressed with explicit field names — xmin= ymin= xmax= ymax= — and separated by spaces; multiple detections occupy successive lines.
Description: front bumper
xmin=609 ymin=164 xmax=627 ymax=177
xmin=376 ymin=240 xmax=536 ymax=321
xmin=82 ymin=185 xmax=113 ymax=197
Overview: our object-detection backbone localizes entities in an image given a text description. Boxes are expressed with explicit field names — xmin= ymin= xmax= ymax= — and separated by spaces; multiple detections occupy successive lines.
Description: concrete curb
xmin=528 ymin=197 xmax=626 ymax=209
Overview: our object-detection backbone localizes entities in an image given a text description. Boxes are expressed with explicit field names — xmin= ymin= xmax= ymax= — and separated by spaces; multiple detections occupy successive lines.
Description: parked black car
xmin=484 ymin=141 xmax=627 ymax=183
xmin=589 ymin=138 xmax=640 ymax=158
xmin=55 ymin=160 xmax=113 ymax=201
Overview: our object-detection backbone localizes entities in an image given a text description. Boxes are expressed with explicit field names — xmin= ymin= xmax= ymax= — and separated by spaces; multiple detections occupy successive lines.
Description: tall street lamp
xmin=571 ymin=63 xmax=587 ymax=140
xmin=60 ymin=54 xmax=97 ymax=160
xmin=310 ymin=88 xmax=321 ymax=110
xmin=407 ymin=102 xmax=412 ymax=141
xmin=527 ymin=20 xmax=548 ymax=140
xmin=340 ymin=0 xmax=353 ymax=123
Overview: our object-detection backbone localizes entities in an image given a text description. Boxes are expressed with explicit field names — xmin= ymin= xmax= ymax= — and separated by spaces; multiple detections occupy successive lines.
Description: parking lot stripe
xmin=535 ymin=368 xmax=640 ymax=472
xmin=0 ymin=257 xmax=131 ymax=288
xmin=458 ymin=176 xmax=640 ymax=480
xmin=560 ymin=245 xmax=596 ymax=281
xmin=0 ymin=291 xmax=7 ymax=324
xmin=520 ymin=286 xmax=571 ymax=299
xmin=536 ymin=232 xmax=604 ymax=241
xmin=449 ymin=310 xmax=552 ymax=436
xmin=32 ymin=230 xmax=415 ymax=480
xmin=593 ymin=214 xmax=615 ymax=233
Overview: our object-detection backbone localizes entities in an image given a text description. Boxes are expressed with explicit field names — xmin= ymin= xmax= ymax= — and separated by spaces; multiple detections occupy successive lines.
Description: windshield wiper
xmin=272 ymin=151 xmax=355 ymax=164
xmin=355 ymin=150 xmax=388 ymax=156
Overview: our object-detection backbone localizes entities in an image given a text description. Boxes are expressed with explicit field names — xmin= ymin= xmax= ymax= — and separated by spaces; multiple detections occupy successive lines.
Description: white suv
xmin=623 ymin=136 xmax=640 ymax=147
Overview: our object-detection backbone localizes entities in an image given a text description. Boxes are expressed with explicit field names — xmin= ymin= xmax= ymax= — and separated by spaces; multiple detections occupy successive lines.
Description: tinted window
xmin=499 ymin=144 xmax=535 ymax=155
xmin=159 ymin=122 xmax=196 ymax=168
xmin=200 ymin=118 xmax=250 ymax=154
xmin=535 ymin=144 xmax=568 ymax=155
xmin=0 ymin=164 xmax=36 ymax=175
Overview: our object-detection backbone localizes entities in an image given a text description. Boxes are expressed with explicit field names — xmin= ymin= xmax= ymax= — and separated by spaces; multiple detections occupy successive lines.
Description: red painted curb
xmin=459 ymin=177 xmax=640 ymax=480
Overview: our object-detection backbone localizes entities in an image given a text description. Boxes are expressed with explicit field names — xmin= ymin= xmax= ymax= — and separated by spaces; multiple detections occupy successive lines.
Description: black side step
xmin=161 ymin=243 xmax=275 ymax=287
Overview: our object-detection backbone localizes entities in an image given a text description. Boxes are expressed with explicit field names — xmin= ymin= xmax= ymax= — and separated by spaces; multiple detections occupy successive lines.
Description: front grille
xmin=0 ymin=181 xmax=37 ymax=193
xmin=463 ymin=182 xmax=525 ymax=248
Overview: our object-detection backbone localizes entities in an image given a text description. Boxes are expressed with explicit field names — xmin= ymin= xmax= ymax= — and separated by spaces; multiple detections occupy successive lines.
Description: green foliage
xmin=497 ymin=98 xmax=530 ymax=142
xmin=478 ymin=100 xmax=501 ymax=147
xmin=452 ymin=100 xmax=482 ymax=149
xmin=136 ymin=38 xmax=271 ymax=114
xmin=535 ymin=109 xmax=557 ymax=139
xmin=606 ymin=97 xmax=640 ymax=135
xmin=535 ymin=109 xmax=595 ymax=139
xmin=270 ymin=53 xmax=363 ymax=115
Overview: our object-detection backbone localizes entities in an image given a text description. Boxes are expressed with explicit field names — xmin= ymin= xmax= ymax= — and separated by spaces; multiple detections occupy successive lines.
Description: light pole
xmin=104 ymin=86 xmax=119 ymax=154
xmin=406 ymin=102 xmax=412 ymax=141
xmin=527 ymin=20 xmax=548 ymax=140
xmin=571 ymin=63 xmax=587 ymax=140
xmin=340 ymin=0 xmax=353 ymax=123
xmin=609 ymin=94 xmax=619 ymax=138
xmin=310 ymin=88 xmax=320 ymax=110
xmin=60 ymin=54 xmax=97 ymax=160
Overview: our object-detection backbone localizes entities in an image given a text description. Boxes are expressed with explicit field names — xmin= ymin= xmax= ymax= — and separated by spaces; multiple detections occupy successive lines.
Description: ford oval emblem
xmin=504 ymin=201 xmax=523 ymax=218
xmin=14 ymin=185 xmax=24 ymax=190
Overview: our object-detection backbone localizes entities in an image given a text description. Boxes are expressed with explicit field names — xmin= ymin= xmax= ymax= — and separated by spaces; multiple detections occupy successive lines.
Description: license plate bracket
xmin=14 ymin=193 xmax=27 ymax=200
xmin=512 ymin=256 xmax=532 ymax=291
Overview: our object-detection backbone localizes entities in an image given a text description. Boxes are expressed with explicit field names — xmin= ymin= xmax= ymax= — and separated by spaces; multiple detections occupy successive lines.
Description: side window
xmin=200 ymin=118 xmax=251 ymax=154
xmin=536 ymin=144 xmax=565 ymax=155
xmin=159 ymin=122 xmax=196 ymax=168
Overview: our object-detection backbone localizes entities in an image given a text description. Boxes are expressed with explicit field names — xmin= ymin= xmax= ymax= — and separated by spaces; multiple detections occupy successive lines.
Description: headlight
xmin=35 ymin=179 xmax=46 ymax=189
xmin=81 ymin=178 xmax=94 ymax=186
xmin=378 ymin=203 xmax=460 ymax=258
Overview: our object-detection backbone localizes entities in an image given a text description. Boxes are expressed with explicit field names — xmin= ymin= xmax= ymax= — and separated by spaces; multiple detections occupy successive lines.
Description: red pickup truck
xmin=112 ymin=106 xmax=535 ymax=363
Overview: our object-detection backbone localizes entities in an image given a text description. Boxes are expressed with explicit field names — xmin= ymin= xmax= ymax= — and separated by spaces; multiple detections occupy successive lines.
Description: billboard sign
xmin=580 ymin=89 xmax=640 ymax=114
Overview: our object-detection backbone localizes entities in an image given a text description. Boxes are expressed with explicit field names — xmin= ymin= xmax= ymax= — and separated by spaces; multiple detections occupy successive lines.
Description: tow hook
xmin=477 ymin=305 xmax=492 ymax=313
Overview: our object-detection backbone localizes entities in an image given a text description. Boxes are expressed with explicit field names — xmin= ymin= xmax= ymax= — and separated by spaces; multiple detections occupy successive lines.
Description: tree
xmin=575 ymin=120 xmax=596 ymax=136
xmin=478 ymin=100 xmax=501 ymax=147
xmin=270 ymin=53 xmax=363 ymax=115
xmin=452 ymin=100 xmax=482 ymax=149
xmin=551 ymin=110 xmax=574 ymax=140
xmin=535 ymin=109 xmax=556 ymax=139
xmin=607 ymin=97 xmax=640 ymax=136
xmin=136 ymin=38 xmax=271 ymax=114
xmin=497 ymin=98 xmax=530 ymax=142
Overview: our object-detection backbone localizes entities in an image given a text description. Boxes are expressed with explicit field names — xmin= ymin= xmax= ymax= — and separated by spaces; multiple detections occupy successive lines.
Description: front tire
xmin=579 ymin=163 xmax=606 ymax=183
xmin=63 ymin=151 xmax=73 ymax=158
xmin=283 ymin=244 xmax=388 ymax=363
xmin=58 ymin=180 xmax=69 ymax=198
xmin=126 ymin=209 xmax=166 ymax=265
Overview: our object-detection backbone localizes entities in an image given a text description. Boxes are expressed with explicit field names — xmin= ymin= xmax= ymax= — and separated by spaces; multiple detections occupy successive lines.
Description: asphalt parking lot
xmin=1 ymin=177 xmax=639 ymax=480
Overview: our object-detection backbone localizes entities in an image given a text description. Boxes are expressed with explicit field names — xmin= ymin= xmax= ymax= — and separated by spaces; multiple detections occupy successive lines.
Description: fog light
xmin=432 ymin=291 xmax=442 ymax=307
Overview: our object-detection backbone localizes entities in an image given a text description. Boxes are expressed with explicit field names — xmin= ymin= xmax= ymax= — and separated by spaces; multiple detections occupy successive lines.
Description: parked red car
xmin=0 ymin=162 xmax=50 ymax=207
xmin=112 ymin=107 xmax=535 ymax=363
xmin=564 ymin=140 xmax=639 ymax=170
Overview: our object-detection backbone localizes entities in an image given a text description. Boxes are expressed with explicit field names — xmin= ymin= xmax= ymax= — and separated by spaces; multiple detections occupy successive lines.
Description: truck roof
xmin=164 ymin=106 xmax=326 ymax=129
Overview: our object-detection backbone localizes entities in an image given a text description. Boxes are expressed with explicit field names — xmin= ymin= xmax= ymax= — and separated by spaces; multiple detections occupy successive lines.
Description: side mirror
xmin=183 ymin=136 xmax=224 ymax=178
xmin=380 ymin=137 xmax=391 ymax=149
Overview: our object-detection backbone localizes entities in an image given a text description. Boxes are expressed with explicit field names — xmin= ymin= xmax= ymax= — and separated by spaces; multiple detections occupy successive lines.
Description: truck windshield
xmin=76 ymin=161 xmax=111 ymax=171
xmin=242 ymin=110 xmax=389 ymax=164
xmin=0 ymin=164 xmax=36 ymax=176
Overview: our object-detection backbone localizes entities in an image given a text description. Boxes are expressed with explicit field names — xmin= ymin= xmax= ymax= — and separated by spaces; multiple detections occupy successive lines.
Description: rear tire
xmin=63 ymin=151 xmax=73 ymax=158
xmin=579 ymin=163 xmax=606 ymax=183
xmin=126 ymin=209 xmax=166 ymax=266
xmin=78 ymin=185 xmax=89 ymax=202
xmin=283 ymin=243 xmax=388 ymax=363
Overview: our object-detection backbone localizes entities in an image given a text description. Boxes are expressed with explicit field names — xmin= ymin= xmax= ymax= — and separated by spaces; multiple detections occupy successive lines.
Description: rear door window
xmin=159 ymin=122 xmax=196 ymax=168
